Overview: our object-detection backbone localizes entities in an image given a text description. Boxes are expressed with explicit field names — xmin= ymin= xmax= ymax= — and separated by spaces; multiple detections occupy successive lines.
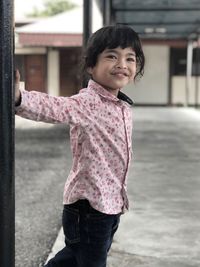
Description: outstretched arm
xmin=14 ymin=70 xmax=83 ymax=125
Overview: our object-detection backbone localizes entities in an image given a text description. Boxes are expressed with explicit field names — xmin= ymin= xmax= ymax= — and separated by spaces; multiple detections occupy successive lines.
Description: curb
xmin=45 ymin=228 xmax=65 ymax=263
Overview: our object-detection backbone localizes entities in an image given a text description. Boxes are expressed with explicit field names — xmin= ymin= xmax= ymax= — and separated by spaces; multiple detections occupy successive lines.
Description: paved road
xmin=15 ymin=107 xmax=200 ymax=267
xmin=109 ymin=107 xmax=200 ymax=267
xmin=15 ymin=120 xmax=72 ymax=267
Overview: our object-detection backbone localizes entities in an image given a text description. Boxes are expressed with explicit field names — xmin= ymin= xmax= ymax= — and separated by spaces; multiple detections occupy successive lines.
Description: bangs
xmin=93 ymin=25 xmax=143 ymax=57
xmin=104 ymin=26 xmax=139 ymax=51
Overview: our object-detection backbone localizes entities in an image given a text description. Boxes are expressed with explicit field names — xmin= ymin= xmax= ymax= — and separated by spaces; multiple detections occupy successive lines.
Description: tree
xmin=27 ymin=0 xmax=77 ymax=17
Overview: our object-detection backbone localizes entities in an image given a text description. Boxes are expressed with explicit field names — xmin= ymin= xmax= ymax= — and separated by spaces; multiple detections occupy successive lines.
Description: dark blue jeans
xmin=44 ymin=199 xmax=121 ymax=267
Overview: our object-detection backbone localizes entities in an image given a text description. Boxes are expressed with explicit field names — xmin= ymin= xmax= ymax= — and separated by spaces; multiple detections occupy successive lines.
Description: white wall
xmin=92 ymin=0 xmax=103 ymax=33
xmin=123 ymin=45 xmax=170 ymax=105
xmin=172 ymin=76 xmax=200 ymax=106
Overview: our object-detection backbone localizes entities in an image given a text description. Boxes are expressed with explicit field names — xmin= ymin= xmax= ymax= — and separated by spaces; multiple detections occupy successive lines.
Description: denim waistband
xmin=64 ymin=199 xmax=97 ymax=214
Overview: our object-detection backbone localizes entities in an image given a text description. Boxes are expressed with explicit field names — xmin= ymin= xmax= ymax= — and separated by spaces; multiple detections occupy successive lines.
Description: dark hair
xmin=82 ymin=24 xmax=145 ymax=84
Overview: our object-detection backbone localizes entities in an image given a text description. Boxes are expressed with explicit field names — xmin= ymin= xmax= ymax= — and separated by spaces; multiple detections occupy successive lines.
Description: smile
xmin=111 ymin=71 xmax=129 ymax=77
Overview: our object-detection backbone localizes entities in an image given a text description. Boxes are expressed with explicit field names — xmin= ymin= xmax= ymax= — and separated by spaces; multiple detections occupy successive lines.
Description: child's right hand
xmin=15 ymin=69 xmax=21 ymax=105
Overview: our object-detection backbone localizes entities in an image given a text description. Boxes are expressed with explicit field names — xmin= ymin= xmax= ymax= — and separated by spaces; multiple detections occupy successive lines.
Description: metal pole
xmin=103 ymin=0 xmax=111 ymax=25
xmin=82 ymin=0 xmax=92 ymax=87
xmin=0 ymin=0 xmax=15 ymax=266
xmin=195 ymin=36 xmax=200 ymax=108
xmin=83 ymin=0 xmax=92 ymax=48
xmin=186 ymin=40 xmax=193 ymax=107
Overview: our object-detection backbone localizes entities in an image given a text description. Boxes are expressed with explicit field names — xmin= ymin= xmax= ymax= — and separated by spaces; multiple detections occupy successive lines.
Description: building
xmin=15 ymin=2 xmax=102 ymax=96
xmin=15 ymin=0 xmax=200 ymax=106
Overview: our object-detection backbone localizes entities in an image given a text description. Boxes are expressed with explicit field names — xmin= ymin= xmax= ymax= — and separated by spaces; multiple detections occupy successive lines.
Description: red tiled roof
xmin=18 ymin=33 xmax=83 ymax=47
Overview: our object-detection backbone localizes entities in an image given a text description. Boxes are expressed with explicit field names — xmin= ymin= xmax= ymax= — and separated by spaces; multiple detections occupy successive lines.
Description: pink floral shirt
xmin=16 ymin=79 xmax=133 ymax=214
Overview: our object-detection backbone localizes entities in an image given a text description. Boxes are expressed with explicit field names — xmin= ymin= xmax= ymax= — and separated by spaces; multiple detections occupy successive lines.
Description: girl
xmin=15 ymin=24 xmax=145 ymax=267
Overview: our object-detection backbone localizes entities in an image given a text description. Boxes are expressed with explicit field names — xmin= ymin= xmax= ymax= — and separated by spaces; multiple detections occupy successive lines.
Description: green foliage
xmin=27 ymin=0 xmax=77 ymax=17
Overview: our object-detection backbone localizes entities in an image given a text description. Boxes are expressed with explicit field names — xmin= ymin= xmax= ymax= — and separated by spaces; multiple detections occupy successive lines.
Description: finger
xmin=14 ymin=69 xmax=20 ymax=82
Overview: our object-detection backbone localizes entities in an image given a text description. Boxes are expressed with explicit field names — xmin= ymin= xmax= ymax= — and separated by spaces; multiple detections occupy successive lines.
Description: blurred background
xmin=15 ymin=0 xmax=200 ymax=107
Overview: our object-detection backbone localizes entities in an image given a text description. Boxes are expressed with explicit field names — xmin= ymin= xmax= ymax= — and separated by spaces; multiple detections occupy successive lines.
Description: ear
xmin=87 ymin=67 xmax=93 ymax=75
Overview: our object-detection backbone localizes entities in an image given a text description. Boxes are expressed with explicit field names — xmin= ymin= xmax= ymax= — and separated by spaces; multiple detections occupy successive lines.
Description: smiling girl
xmin=15 ymin=24 xmax=145 ymax=267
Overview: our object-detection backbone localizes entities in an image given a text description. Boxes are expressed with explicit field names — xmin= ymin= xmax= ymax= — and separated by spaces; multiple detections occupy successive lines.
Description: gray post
xmin=83 ymin=0 xmax=92 ymax=48
xmin=103 ymin=0 xmax=111 ymax=25
xmin=186 ymin=40 xmax=193 ymax=106
xmin=0 ymin=0 xmax=15 ymax=266
xmin=82 ymin=0 xmax=92 ymax=87
xmin=195 ymin=35 xmax=200 ymax=108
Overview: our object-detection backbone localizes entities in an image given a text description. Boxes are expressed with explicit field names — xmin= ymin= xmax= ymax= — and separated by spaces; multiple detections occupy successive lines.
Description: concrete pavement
xmin=15 ymin=107 xmax=200 ymax=266
xmin=44 ymin=107 xmax=200 ymax=267
xmin=110 ymin=107 xmax=200 ymax=267
xmin=15 ymin=118 xmax=70 ymax=267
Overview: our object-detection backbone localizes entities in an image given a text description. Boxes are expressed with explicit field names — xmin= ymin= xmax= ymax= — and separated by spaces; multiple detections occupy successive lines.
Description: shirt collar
xmin=87 ymin=79 xmax=119 ymax=102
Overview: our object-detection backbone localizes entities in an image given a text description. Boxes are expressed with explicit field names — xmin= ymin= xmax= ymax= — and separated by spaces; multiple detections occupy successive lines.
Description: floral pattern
xmin=16 ymin=79 xmax=133 ymax=214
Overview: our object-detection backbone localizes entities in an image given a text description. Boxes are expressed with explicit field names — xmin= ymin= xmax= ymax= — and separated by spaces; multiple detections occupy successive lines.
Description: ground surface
xmin=15 ymin=108 xmax=200 ymax=267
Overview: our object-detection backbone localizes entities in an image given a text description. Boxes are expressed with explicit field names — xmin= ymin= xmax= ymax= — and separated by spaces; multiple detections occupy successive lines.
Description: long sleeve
xmin=15 ymin=90 xmax=82 ymax=125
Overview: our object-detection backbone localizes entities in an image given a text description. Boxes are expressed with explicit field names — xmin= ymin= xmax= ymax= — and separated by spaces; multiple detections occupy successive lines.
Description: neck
xmin=92 ymin=79 xmax=120 ymax=96
xmin=108 ymin=88 xmax=120 ymax=97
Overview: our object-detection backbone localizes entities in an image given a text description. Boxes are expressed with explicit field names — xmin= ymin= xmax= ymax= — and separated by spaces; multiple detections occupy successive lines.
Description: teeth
xmin=111 ymin=72 xmax=128 ymax=76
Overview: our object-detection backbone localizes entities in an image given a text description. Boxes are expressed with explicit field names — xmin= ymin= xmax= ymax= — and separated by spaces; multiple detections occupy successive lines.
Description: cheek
xmin=130 ymin=65 xmax=137 ymax=76
xmin=129 ymin=68 xmax=135 ymax=77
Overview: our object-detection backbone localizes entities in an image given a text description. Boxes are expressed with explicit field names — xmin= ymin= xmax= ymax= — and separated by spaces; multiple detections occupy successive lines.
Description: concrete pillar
xmin=82 ymin=0 xmax=92 ymax=87
xmin=47 ymin=49 xmax=60 ymax=96
xmin=83 ymin=0 xmax=92 ymax=48
xmin=195 ymin=36 xmax=200 ymax=108
xmin=103 ymin=0 xmax=111 ymax=25
xmin=186 ymin=40 xmax=194 ymax=106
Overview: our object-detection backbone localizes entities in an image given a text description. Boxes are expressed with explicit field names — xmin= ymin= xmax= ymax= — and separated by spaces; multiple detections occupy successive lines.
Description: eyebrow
xmin=127 ymin=52 xmax=136 ymax=57
xmin=104 ymin=49 xmax=136 ymax=57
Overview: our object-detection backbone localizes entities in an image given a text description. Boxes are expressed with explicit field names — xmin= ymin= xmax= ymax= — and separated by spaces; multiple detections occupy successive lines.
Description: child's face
xmin=88 ymin=46 xmax=136 ymax=95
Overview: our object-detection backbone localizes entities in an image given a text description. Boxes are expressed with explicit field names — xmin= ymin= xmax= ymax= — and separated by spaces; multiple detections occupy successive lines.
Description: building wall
xmin=59 ymin=48 xmax=82 ymax=96
xmin=17 ymin=44 xmax=200 ymax=106
xmin=15 ymin=46 xmax=82 ymax=96
xmin=24 ymin=54 xmax=47 ymax=92
xmin=172 ymin=76 xmax=200 ymax=106
xmin=15 ymin=49 xmax=47 ymax=92
xmin=123 ymin=45 xmax=170 ymax=105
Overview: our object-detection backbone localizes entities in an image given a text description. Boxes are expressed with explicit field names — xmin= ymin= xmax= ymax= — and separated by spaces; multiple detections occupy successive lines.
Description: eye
xmin=127 ymin=57 xmax=136 ymax=62
xmin=106 ymin=54 xmax=117 ymax=60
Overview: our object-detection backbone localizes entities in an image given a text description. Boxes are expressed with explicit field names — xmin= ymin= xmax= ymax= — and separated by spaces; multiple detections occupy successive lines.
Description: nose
xmin=116 ymin=58 xmax=127 ymax=69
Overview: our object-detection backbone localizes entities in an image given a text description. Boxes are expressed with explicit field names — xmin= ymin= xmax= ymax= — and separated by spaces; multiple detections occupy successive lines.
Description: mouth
xmin=111 ymin=71 xmax=129 ymax=77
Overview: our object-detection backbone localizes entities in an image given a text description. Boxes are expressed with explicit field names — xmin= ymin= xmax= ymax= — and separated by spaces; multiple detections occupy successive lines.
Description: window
xmin=170 ymin=47 xmax=200 ymax=76
xmin=193 ymin=48 xmax=200 ymax=76
xmin=170 ymin=48 xmax=187 ymax=76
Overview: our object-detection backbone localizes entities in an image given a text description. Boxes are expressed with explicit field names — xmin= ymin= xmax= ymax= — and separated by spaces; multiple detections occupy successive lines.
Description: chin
xmin=113 ymin=82 xmax=127 ymax=89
